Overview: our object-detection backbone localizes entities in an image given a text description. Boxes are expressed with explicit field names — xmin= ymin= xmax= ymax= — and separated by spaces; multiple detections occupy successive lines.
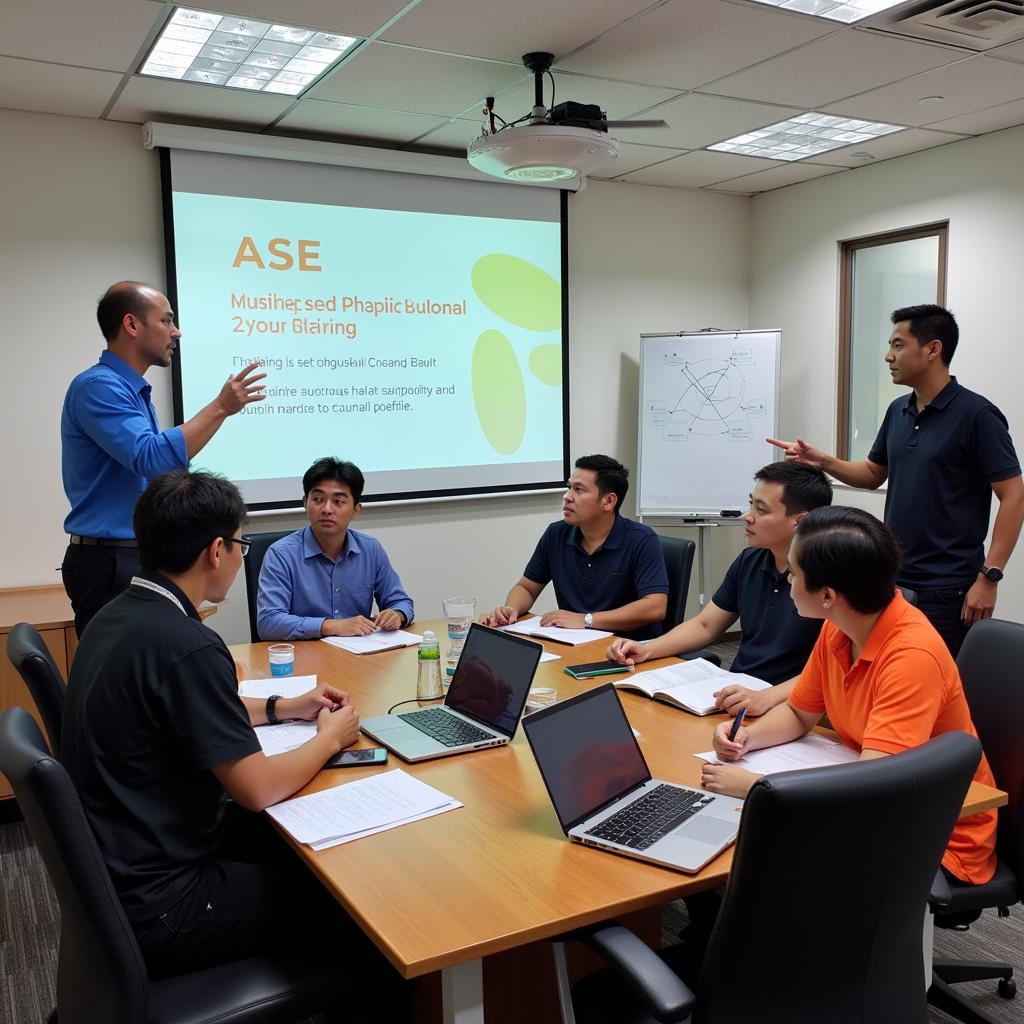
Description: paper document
xmin=539 ymin=652 xmax=560 ymax=663
xmin=239 ymin=675 xmax=317 ymax=699
xmin=502 ymin=618 xmax=612 ymax=645
xmin=267 ymin=768 xmax=461 ymax=848
xmin=253 ymin=720 xmax=317 ymax=756
xmin=616 ymin=659 xmax=771 ymax=716
xmin=695 ymin=732 xmax=860 ymax=773
xmin=321 ymin=629 xmax=422 ymax=655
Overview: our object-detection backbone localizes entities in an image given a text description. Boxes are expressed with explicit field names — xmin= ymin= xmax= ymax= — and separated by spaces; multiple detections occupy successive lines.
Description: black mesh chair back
xmin=243 ymin=530 xmax=293 ymax=642
xmin=7 ymin=622 xmax=67 ymax=755
xmin=658 ymin=536 xmax=696 ymax=632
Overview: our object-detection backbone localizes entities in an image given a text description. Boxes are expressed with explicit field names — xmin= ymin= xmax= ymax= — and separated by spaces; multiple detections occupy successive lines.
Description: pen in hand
xmin=727 ymin=707 xmax=747 ymax=743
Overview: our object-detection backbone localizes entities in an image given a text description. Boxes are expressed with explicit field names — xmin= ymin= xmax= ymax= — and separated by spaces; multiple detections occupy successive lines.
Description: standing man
xmin=769 ymin=304 xmax=1024 ymax=655
xmin=61 ymin=281 xmax=266 ymax=635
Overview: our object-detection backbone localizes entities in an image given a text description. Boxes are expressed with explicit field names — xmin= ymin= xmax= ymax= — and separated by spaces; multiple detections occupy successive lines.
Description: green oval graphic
xmin=471 ymin=254 xmax=561 ymax=332
xmin=472 ymin=330 xmax=526 ymax=455
xmin=528 ymin=344 xmax=562 ymax=386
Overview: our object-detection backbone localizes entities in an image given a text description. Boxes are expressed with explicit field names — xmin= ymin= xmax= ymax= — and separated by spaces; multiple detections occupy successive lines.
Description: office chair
xmin=658 ymin=535 xmax=696 ymax=632
xmin=552 ymin=732 xmax=982 ymax=1024
xmin=7 ymin=622 xmax=67 ymax=756
xmin=242 ymin=530 xmax=293 ymax=642
xmin=0 ymin=706 xmax=354 ymax=1024
xmin=927 ymin=618 xmax=1024 ymax=1024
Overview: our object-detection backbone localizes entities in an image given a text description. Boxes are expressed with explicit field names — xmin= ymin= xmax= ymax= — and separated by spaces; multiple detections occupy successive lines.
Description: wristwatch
xmin=266 ymin=694 xmax=282 ymax=725
xmin=584 ymin=613 xmax=594 ymax=629
xmin=981 ymin=565 xmax=1004 ymax=583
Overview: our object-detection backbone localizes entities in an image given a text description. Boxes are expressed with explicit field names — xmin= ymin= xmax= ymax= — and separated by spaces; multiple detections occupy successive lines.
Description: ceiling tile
xmin=0 ymin=0 xmax=162 ymax=73
xmin=706 ymin=160 xmax=844 ymax=193
xmin=803 ymin=125 xmax=968 ymax=166
xmin=276 ymin=98 xmax=448 ymax=143
xmin=617 ymin=149 xmax=783 ymax=188
xmin=308 ymin=43 xmax=525 ymax=117
xmin=924 ymin=97 xmax=1024 ymax=135
xmin=380 ymin=0 xmax=655 ymax=62
xmin=107 ymin=75 xmax=292 ymax=126
xmin=203 ymin=0 xmax=411 ymax=39
xmin=0 ymin=57 xmax=123 ymax=118
xmin=614 ymin=92 xmax=804 ymax=149
xmin=590 ymin=141 xmax=690 ymax=178
xmin=983 ymin=38 xmax=1024 ymax=65
xmin=705 ymin=27 xmax=962 ymax=108
xmin=823 ymin=55 xmax=1024 ymax=126
xmin=411 ymin=117 xmax=484 ymax=150
xmin=559 ymin=0 xmax=834 ymax=91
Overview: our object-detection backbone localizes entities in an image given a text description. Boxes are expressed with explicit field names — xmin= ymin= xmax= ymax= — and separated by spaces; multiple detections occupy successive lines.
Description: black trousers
xmin=914 ymin=586 xmax=971 ymax=658
xmin=60 ymin=543 xmax=139 ymax=638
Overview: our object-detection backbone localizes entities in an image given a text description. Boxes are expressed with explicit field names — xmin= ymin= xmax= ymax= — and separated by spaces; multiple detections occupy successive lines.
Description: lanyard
xmin=130 ymin=576 xmax=187 ymax=616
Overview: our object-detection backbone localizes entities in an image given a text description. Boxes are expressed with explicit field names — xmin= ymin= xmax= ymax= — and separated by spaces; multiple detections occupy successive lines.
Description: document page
xmin=253 ymin=720 xmax=317 ymax=756
xmin=321 ymin=629 xmax=422 ymax=654
xmin=239 ymin=675 xmax=318 ymax=699
xmin=695 ymin=732 xmax=860 ymax=773
xmin=502 ymin=617 xmax=613 ymax=645
xmin=618 ymin=660 xmax=770 ymax=713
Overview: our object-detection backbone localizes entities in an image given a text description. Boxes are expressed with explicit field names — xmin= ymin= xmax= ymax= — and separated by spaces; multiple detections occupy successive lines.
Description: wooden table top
xmin=231 ymin=619 xmax=1007 ymax=980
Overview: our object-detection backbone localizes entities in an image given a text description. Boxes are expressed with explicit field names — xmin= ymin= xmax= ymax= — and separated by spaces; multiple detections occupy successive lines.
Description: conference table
xmin=231 ymin=620 xmax=1007 ymax=1024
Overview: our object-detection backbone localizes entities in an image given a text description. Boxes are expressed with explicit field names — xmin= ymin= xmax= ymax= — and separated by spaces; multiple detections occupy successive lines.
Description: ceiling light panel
xmin=709 ymin=112 xmax=904 ymax=161
xmin=745 ymin=0 xmax=907 ymax=24
xmin=141 ymin=7 xmax=358 ymax=95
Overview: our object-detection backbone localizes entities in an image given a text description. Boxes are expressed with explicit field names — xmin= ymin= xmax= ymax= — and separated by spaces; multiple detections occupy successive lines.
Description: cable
xmin=547 ymin=70 xmax=556 ymax=111
xmin=387 ymin=695 xmax=443 ymax=714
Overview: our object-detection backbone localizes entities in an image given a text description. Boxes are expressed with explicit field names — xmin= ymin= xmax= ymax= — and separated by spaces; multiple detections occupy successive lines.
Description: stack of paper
xmin=321 ymin=629 xmax=422 ymax=655
xmin=266 ymin=769 xmax=462 ymax=850
xmin=694 ymin=732 xmax=860 ymax=773
xmin=502 ymin=618 xmax=612 ymax=645
xmin=239 ymin=675 xmax=318 ymax=699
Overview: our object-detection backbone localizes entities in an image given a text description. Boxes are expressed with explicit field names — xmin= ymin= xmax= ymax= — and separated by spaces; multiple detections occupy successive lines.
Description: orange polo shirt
xmin=791 ymin=591 xmax=997 ymax=884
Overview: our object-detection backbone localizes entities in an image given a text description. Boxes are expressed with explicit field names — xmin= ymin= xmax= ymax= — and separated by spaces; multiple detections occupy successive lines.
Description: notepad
xmin=615 ymin=658 xmax=771 ymax=716
xmin=321 ymin=629 xmax=422 ymax=655
xmin=502 ymin=618 xmax=613 ymax=645
xmin=239 ymin=675 xmax=318 ymax=699
xmin=694 ymin=732 xmax=860 ymax=773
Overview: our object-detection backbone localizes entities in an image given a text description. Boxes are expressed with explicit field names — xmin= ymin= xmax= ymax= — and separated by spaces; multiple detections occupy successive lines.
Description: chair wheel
xmin=998 ymin=978 xmax=1016 ymax=999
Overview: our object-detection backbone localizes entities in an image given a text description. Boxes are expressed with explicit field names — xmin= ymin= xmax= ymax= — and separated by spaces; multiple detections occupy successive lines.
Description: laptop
xmin=523 ymin=683 xmax=743 ymax=873
xmin=361 ymin=623 xmax=542 ymax=762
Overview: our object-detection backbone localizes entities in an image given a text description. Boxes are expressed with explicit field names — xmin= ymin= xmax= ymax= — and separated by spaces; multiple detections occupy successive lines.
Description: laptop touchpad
xmin=680 ymin=816 xmax=737 ymax=845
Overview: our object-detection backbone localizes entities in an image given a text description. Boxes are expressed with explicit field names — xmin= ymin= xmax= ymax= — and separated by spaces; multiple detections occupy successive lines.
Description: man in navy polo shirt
xmin=770 ymin=304 xmax=1024 ymax=654
xmin=481 ymin=454 xmax=668 ymax=641
xmin=608 ymin=462 xmax=832 ymax=715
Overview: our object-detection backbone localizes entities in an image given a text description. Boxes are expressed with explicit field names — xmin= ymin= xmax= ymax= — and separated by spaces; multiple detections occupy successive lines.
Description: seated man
xmin=62 ymin=470 xmax=406 ymax=1007
xmin=257 ymin=457 xmax=413 ymax=640
xmin=704 ymin=505 xmax=997 ymax=886
xmin=481 ymin=454 xmax=668 ymax=641
xmin=607 ymin=462 xmax=833 ymax=715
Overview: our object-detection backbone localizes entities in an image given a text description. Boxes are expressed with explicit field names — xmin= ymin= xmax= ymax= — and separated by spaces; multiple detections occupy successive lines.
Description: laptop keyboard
xmin=584 ymin=784 xmax=717 ymax=851
xmin=398 ymin=708 xmax=494 ymax=747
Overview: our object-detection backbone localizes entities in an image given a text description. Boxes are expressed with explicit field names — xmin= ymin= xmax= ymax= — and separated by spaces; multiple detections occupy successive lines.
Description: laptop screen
xmin=523 ymin=684 xmax=651 ymax=832
xmin=444 ymin=624 xmax=542 ymax=737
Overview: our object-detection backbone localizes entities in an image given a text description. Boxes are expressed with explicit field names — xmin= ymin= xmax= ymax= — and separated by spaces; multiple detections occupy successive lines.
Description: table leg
xmin=442 ymin=959 xmax=485 ymax=1024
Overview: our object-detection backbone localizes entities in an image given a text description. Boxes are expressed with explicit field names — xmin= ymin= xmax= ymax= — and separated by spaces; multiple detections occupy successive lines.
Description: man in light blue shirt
xmin=61 ymin=281 xmax=267 ymax=635
xmin=257 ymin=458 xmax=414 ymax=641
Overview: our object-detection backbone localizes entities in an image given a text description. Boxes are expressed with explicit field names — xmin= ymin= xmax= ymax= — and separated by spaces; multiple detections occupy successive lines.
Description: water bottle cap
xmin=423 ymin=630 xmax=436 ymax=641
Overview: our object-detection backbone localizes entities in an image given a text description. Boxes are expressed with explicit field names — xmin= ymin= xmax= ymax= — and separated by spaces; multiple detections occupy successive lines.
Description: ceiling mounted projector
xmin=467 ymin=52 xmax=668 ymax=185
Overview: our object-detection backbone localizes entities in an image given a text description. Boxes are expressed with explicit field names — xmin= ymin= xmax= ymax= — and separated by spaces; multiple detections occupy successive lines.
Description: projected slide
xmin=170 ymin=178 xmax=565 ymax=506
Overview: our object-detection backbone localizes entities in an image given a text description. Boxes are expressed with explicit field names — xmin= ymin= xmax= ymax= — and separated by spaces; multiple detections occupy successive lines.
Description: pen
xmin=727 ymin=707 xmax=747 ymax=742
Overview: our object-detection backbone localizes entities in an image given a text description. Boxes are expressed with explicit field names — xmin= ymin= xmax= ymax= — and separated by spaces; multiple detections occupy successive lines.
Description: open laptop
xmin=523 ymin=683 xmax=743 ymax=873
xmin=361 ymin=624 xmax=542 ymax=762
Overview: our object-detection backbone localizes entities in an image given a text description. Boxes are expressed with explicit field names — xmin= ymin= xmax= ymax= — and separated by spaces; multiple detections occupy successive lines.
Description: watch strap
xmin=266 ymin=694 xmax=282 ymax=725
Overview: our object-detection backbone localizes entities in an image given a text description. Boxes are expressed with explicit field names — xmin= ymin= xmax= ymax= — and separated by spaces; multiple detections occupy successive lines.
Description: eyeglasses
xmin=220 ymin=535 xmax=252 ymax=557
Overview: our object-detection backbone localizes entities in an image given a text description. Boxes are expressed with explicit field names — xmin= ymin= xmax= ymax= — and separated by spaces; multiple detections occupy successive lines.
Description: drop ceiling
xmin=3 ymin=0 xmax=1024 ymax=194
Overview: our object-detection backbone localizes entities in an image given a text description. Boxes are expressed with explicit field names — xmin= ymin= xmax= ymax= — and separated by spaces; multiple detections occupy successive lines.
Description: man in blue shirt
xmin=481 ymin=454 xmax=668 ymax=641
xmin=257 ymin=458 xmax=413 ymax=641
xmin=61 ymin=281 xmax=266 ymax=635
xmin=608 ymin=462 xmax=833 ymax=714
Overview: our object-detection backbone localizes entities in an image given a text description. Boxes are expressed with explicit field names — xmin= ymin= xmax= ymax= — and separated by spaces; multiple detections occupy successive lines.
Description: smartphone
xmin=563 ymin=660 xmax=631 ymax=679
xmin=324 ymin=747 xmax=388 ymax=769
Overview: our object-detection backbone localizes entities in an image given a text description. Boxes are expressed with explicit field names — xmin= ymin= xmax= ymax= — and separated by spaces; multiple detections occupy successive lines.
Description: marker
xmin=727 ymin=707 xmax=747 ymax=742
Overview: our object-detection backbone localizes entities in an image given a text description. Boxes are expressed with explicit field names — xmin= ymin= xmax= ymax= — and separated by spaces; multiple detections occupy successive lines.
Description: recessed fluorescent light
xmin=140 ymin=7 xmax=358 ymax=95
xmin=709 ymin=112 xmax=905 ymax=161
xmin=746 ymin=0 xmax=907 ymax=24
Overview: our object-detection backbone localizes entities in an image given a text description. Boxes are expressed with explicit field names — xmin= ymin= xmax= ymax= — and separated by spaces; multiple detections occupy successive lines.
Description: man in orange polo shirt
xmin=703 ymin=505 xmax=996 ymax=885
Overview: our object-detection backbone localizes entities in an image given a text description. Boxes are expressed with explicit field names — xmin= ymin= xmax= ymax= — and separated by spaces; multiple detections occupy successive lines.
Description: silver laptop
xmin=523 ymin=683 xmax=743 ymax=874
xmin=361 ymin=624 xmax=542 ymax=762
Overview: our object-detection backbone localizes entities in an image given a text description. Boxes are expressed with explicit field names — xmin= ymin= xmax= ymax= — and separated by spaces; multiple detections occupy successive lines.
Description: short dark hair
xmin=891 ymin=303 xmax=959 ymax=366
xmin=793 ymin=506 xmax=901 ymax=614
xmin=575 ymin=454 xmax=629 ymax=514
xmin=754 ymin=462 xmax=833 ymax=515
xmin=302 ymin=457 xmax=365 ymax=503
xmin=134 ymin=470 xmax=247 ymax=575
xmin=96 ymin=282 xmax=158 ymax=342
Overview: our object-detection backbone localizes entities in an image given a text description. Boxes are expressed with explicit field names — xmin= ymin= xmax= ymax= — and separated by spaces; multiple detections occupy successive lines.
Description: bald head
xmin=96 ymin=281 xmax=162 ymax=342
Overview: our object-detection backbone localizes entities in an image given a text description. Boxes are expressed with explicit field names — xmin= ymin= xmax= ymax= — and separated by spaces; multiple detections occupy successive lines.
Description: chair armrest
xmin=567 ymin=923 xmax=695 ymax=1023
xmin=929 ymin=867 xmax=952 ymax=911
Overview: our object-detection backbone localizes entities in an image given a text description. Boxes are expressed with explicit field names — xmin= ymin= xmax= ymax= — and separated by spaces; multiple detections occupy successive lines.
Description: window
xmin=837 ymin=223 xmax=947 ymax=461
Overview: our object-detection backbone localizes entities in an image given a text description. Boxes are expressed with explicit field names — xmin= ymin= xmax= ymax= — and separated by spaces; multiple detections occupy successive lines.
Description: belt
xmin=69 ymin=535 xmax=138 ymax=548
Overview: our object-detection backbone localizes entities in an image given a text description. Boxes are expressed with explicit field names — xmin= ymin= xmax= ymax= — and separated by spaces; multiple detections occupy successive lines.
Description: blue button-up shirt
xmin=61 ymin=351 xmax=189 ymax=538
xmin=256 ymin=525 xmax=414 ymax=641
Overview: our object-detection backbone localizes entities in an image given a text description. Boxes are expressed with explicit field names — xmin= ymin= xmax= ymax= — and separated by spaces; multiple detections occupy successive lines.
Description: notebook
xmin=523 ymin=683 xmax=743 ymax=873
xmin=615 ymin=658 xmax=771 ymax=716
xmin=360 ymin=624 xmax=542 ymax=762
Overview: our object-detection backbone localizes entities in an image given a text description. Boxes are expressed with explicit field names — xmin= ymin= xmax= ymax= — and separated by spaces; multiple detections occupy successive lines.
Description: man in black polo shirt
xmin=481 ymin=454 xmax=668 ymax=640
xmin=770 ymin=304 xmax=1024 ymax=655
xmin=607 ymin=462 xmax=832 ymax=715
xmin=62 ymin=470 xmax=405 ymax=1013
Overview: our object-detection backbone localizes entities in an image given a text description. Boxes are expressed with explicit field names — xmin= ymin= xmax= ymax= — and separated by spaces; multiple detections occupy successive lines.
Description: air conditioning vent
xmin=865 ymin=0 xmax=1024 ymax=50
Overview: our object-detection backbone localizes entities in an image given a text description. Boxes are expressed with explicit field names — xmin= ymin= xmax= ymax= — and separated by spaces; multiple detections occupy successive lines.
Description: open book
xmin=615 ymin=658 xmax=772 ymax=716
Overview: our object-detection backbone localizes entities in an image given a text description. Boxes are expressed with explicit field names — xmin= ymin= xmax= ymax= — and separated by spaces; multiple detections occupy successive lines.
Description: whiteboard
xmin=637 ymin=330 xmax=781 ymax=517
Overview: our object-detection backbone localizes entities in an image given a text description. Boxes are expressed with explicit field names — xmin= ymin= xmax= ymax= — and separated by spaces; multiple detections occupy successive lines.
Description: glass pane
xmin=848 ymin=235 xmax=940 ymax=460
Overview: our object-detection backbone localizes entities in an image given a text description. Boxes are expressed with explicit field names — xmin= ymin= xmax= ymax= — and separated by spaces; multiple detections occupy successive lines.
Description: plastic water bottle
xmin=416 ymin=630 xmax=443 ymax=701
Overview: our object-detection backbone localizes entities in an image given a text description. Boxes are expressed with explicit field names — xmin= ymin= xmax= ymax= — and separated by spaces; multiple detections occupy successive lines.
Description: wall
xmin=750 ymin=124 xmax=1024 ymax=622
xmin=0 ymin=109 xmax=752 ymax=643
